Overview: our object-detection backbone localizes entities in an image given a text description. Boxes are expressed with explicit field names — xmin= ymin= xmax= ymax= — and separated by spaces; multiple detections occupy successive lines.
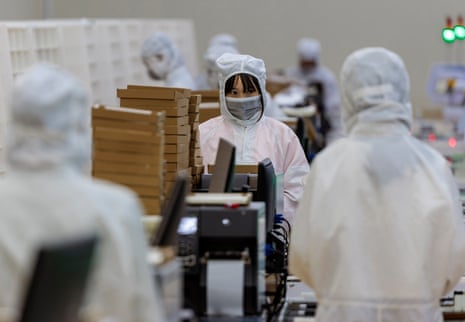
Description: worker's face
xmin=143 ymin=53 xmax=169 ymax=80
xmin=225 ymin=75 xmax=262 ymax=121
xmin=299 ymin=58 xmax=317 ymax=73
xmin=226 ymin=75 xmax=259 ymax=98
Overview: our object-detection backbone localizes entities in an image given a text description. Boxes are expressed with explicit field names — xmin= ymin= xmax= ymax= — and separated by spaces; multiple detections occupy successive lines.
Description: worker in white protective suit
xmin=199 ymin=53 xmax=310 ymax=223
xmin=196 ymin=43 xmax=239 ymax=90
xmin=0 ymin=64 xmax=166 ymax=322
xmin=284 ymin=38 xmax=344 ymax=144
xmin=196 ymin=44 xmax=286 ymax=119
xmin=289 ymin=47 xmax=465 ymax=322
xmin=141 ymin=31 xmax=197 ymax=89
xmin=208 ymin=33 xmax=238 ymax=49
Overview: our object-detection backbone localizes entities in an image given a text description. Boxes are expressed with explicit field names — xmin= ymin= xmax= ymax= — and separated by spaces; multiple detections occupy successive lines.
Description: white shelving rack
xmin=120 ymin=19 xmax=152 ymax=86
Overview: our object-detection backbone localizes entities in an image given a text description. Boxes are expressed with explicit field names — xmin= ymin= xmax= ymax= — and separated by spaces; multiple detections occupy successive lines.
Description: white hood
xmin=216 ymin=53 xmax=268 ymax=126
xmin=340 ymin=47 xmax=412 ymax=133
xmin=6 ymin=63 xmax=91 ymax=172
xmin=140 ymin=31 xmax=184 ymax=77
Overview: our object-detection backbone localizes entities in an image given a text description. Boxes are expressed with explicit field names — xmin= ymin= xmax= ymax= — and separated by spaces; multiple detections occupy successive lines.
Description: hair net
xmin=216 ymin=53 xmax=268 ymax=126
xmin=204 ymin=44 xmax=239 ymax=66
xmin=297 ymin=38 xmax=321 ymax=61
xmin=340 ymin=47 xmax=412 ymax=132
xmin=208 ymin=33 xmax=238 ymax=49
xmin=204 ymin=44 xmax=239 ymax=88
xmin=140 ymin=32 xmax=183 ymax=75
xmin=7 ymin=63 xmax=91 ymax=171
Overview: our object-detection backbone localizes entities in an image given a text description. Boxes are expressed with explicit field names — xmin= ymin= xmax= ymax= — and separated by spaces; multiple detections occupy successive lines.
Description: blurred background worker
xmin=290 ymin=47 xmax=465 ymax=322
xmin=199 ymin=53 xmax=309 ymax=223
xmin=196 ymin=43 xmax=239 ymax=90
xmin=208 ymin=33 xmax=238 ymax=49
xmin=0 ymin=64 xmax=166 ymax=322
xmin=141 ymin=31 xmax=197 ymax=89
xmin=284 ymin=38 xmax=344 ymax=145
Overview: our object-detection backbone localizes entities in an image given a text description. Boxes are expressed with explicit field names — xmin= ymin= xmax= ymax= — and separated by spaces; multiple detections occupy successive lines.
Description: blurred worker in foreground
xmin=284 ymin=38 xmax=344 ymax=144
xmin=141 ymin=31 xmax=197 ymax=89
xmin=0 ymin=64 xmax=166 ymax=322
xmin=199 ymin=53 xmax=310 ymax=223
xmin=290 ymin=47 xmax=465 ymax=322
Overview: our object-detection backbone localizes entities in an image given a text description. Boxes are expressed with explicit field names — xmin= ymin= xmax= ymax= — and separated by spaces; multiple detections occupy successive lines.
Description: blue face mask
xmin=225 ymin=96 xmax=262 ymax=120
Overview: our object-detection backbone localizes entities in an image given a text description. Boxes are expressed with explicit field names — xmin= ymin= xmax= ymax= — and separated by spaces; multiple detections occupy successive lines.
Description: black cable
xmin=281 ymin=217 xmax=291 ymax=236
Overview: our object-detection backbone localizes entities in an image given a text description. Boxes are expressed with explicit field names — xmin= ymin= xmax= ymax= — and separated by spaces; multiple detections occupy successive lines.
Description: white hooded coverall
xmin=199 ymin=53 xmax=310 ymax=223
xmin=285 ymin=38 xmax=344 ymax=144
xmin=196 ymin=43 xmax=240 ymax=90
xmin=289 ymin=47 xmax=465 ymax=322
xmin=141 ymin=31 xmax=197 ymax=90
xmin=0 ymin=64 xmax=166 ymax=322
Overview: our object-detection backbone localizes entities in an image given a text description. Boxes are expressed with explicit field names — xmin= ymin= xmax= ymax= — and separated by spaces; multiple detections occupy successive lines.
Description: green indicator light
xmin=455 ymin=25 xmax=465 ymax=40
xmin=443 ymin=28 xmax=456 ymax=43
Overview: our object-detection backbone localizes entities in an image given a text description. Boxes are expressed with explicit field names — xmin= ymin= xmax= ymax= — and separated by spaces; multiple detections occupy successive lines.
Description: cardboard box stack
xmin=192 ymin=90 xmax=221 ymax=123
xmin=192 ymin=90 xmax=219 ymax=103
xmin=188 ymin=94 xmax=205 ymax=187
xmin=117 ymin=85 xmax=192 ymax=200
xmin=91 ymin=105 xmax=165 ymax=215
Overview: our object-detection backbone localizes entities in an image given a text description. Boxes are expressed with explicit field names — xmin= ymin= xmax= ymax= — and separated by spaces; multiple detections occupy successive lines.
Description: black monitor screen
xmin=256 ymin=158 xmax=276 ymax=232
xmin=151 ymin=174 xmax=188 ymax=247
xmin=19 ymin=235 xmax=98 ymax=322
xmin=209 ymin=138 xmax=236 ymax=193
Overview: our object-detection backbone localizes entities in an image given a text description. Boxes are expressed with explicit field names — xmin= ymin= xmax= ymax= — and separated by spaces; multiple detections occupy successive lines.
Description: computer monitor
xmin=19 ymin=234 xmax=98 ymax=322
xmin=208 ymin=138 xmax=236 ymax=193
xmin=256 ymin=158 xmax=276 ymax=233
xmin=151 ymin=174 xmax=188 ymax=247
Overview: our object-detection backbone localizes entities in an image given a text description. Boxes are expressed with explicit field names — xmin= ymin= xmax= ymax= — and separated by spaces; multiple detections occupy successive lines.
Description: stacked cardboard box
xmin=192 ymin=90 xmax=219 ymax=103
xmin=188 ymin=94 xmax=205 ymax=187
xmin=91 ymin=105 xmax=165 ymax=215
xmin=117 ymin=85 xmax=192 ymax=199
xmin=192 ymin=90 xmax=221 ymax=123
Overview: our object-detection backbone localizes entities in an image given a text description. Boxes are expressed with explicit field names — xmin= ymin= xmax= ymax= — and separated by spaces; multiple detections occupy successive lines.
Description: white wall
xmin=4 ymin=0 xmax=465 ymax=111
xmin=154 ymin=0 xmax=465 ymax=112
xmin=0 ymin=0 xmax=44 ymax=19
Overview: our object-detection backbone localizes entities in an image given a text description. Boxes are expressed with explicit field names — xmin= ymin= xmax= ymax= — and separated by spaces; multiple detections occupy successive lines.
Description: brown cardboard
xmin=94 ymin=172 xmax=163 ymax=187
xmin=164 ymin=151 xmax=189 ymax=163
xmin=192 ymin=90 xmax=219 ymax=103
xmin=164 ymin=116 xmax=189 ymax=126
xmin=189 ymin=94 xmax=202 ymax=105
xmin=208 ymin=164 xmax=258 ymax=174
xmin=166 ymin=162 xmax=189 ymax=172
xmin=140 ymin=197 xmax=162 ymax=215
xmin=94 ymin=127 xmax=164 ymax=144
xmin=121 ymin=100 xmax=189 ymax=117
xmin=93 ymin=160 xmax=163 ymax=176
xmin=92 ymin=105 xmax=165 ymax=123
xmin=133 ymin=183 xmax=164 ymax=195
xmin=188 ymin=104 xmax=200 ymax=113
xmin=94 ymin=139 xmax=164 ymax=153
xmin=165 ymin=134 xmax=190 ymax=145
xmin=93 ymin=118 xmax=163 ymax=132
xmin=118 ymin=85 xmax=191 ymax=100
xmin=93 ymin=150 xmax=164 ymax=165
xmin=164 ymin=124 xmax=190 ymax=135
xmin=166 ymin=158 xmax=189 ymax=169
xmin=188 ymin=113 xmax=200 ymax=124
xmin=199 ymin=104 xmax=221 ymax=123
xmin=165 ymin=143 xmax=188 ymax=154
xmin=119 ymin=97 xmax=189 ymax=108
